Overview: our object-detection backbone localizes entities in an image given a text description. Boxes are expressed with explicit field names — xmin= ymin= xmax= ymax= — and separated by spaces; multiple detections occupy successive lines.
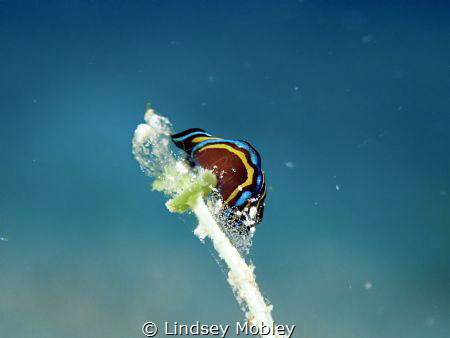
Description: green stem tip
xmin=164 ymin=170 xmax=217 ymax=213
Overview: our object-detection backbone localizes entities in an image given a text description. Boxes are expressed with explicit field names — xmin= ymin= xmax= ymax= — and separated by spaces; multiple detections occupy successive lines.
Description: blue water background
xmin=1 ymin=1 xmax=449 ymax=337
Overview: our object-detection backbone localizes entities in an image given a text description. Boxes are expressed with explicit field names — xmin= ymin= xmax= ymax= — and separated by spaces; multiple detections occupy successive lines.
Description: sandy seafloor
xmin=0 ymin=1 xmax=449 ymax=337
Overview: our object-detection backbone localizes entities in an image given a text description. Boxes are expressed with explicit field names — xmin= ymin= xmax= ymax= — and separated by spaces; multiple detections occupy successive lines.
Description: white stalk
xmin=190 ymin=195 xmax=279 ymax=337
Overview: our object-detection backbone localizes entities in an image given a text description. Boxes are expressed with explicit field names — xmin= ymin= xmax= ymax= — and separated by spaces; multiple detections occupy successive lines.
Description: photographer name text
xmin=142 ymin=321 xmax=295 ymax=337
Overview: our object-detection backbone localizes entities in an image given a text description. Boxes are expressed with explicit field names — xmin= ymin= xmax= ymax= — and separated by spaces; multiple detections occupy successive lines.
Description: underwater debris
xmin=132 ymin=106 xmax=282 ymax=337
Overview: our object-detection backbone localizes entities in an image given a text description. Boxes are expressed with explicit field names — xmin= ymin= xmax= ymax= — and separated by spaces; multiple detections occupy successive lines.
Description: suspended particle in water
xmin=285 ymin=161 xmax=295 ymax=169
xmin=361 ymin=34 xmax=373 ymax=44
xmin=364 ymin=281 xmax=373 ymax=289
